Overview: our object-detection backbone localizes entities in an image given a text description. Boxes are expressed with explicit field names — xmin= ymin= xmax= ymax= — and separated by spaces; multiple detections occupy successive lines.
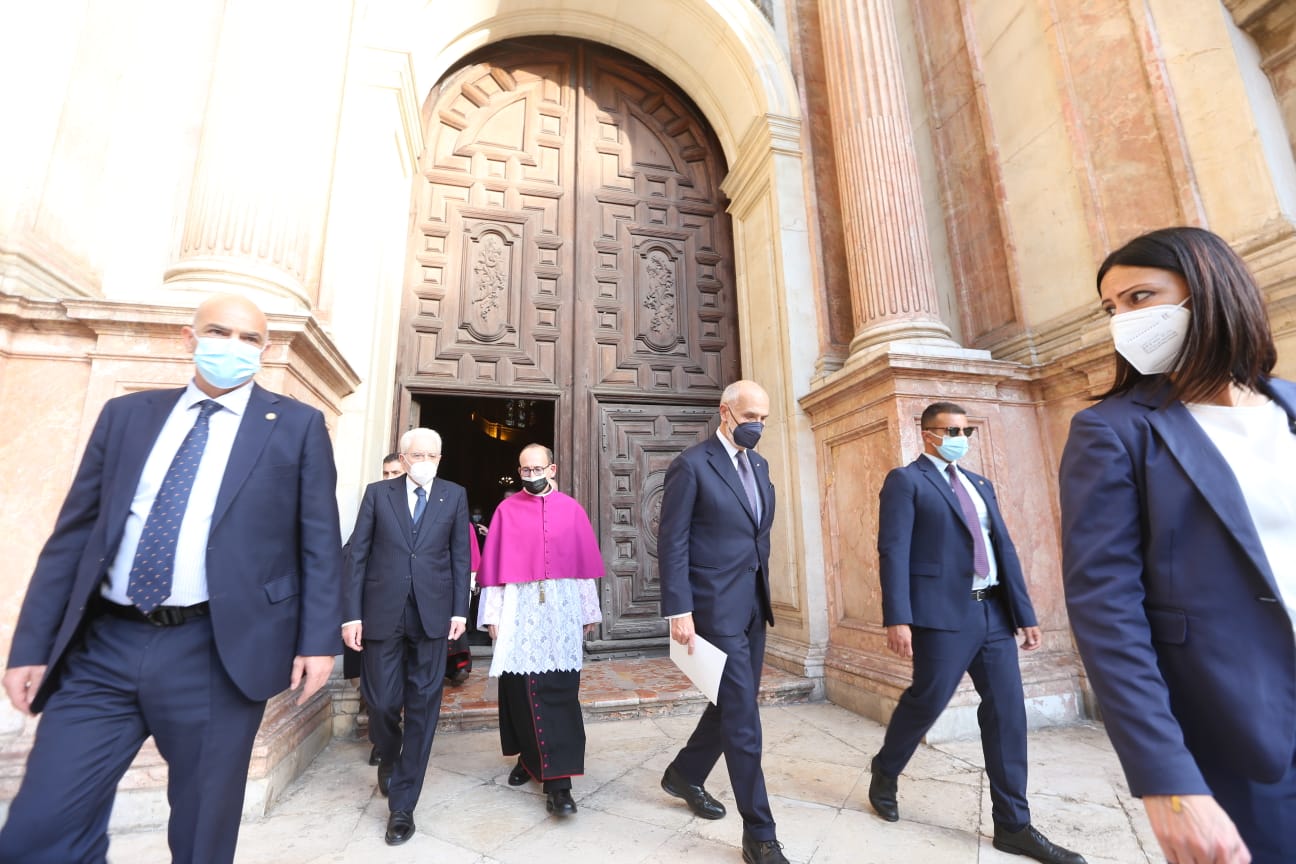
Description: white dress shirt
xmin=103 ymin=379 xmax=254 ymax=607
xmin=922 ymin=452 xmax=999 ymax=590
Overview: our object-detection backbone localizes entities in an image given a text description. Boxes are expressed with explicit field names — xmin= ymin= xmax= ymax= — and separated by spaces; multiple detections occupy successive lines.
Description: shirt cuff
xmin=341 ymin=619 xmax=361 ymax=628
xmin=450 ymin=616 xmax=466 ymax=623
xmin=664 ymin=612 xmax=691 ymax=620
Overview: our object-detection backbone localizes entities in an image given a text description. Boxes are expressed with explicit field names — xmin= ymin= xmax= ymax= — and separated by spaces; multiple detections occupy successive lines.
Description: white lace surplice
xmin=479 ymin=578 xmax=602 ymax=676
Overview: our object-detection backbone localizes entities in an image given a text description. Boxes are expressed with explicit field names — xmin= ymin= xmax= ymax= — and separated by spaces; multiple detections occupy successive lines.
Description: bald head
xmin=719 ymin=379 xmax=770 ymax=450
xmin=183 ymin=293 xmax=269 ymax=396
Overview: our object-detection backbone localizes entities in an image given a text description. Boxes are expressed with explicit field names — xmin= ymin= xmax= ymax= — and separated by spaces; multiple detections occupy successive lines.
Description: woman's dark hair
xmin=1096 ymin=226 xmax=1275 ymax=402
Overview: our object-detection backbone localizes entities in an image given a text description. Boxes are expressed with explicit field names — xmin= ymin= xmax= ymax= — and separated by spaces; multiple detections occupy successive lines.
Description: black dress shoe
xmin=377 ymin=761 xmax=393 ymax=797
xmin=661 ymin=763 xmax=726 ymax=819
xmin=741 ymin=835 xmax=790 ymax=864
xmin=368 ymin=745 xmax=382 ymax=767
xmin=868 ymin=756 xmax=899 ymax=822
xmin=992 ymin=824 xmax=1087 ymax=864
xmin=545 ymin=789 xmax=577 ymax=816
xmin=447 ymin=668 xmax=470 ymax=686
xmin=507 ymin=759 xmax=531 ymax=787
xmin=385 ymin=810 xmax=415 ymax=845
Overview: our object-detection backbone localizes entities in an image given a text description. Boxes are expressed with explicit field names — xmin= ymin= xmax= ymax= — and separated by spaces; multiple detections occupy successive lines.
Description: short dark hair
xmin=1096 ymin=226 xmax=1275 ymax=402
xmin=382 ymin=452 xmax=400 ymax=465
xmin=921 ymin=402 xmax=967 ymax=427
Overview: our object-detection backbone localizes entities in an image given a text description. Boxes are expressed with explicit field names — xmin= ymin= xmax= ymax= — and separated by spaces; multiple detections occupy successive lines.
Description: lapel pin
xmin=265 ymin=412 xmax=277 ymax=420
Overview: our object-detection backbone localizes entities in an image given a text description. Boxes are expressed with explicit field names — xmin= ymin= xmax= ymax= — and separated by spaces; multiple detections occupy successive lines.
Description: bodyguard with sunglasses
xmin=868 ymin=401 xmax=1085 ymax=864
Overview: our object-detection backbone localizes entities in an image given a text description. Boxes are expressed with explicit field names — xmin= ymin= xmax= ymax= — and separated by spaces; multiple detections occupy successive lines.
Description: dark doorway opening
xmin=411 ymin=393 xmax=556 ymax=527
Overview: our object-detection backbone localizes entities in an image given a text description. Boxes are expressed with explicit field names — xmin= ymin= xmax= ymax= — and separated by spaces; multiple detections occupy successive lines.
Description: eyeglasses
xmin=923 ymin=426 xmax=976 ymax=438
xmin=403 ymin=451 xmax=441 ymax=462
xmin=518 ymin=466 xmax=551 ymax=477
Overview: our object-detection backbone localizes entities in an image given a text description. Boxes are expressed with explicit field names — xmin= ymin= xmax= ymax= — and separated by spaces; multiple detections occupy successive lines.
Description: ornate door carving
xmin=400 ymin=39 xmax=738 ymax=642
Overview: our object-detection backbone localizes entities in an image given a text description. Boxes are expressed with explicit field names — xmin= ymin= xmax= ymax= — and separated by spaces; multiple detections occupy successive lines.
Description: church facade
xmin=2 ymin=0 xmax=1294 ymax=814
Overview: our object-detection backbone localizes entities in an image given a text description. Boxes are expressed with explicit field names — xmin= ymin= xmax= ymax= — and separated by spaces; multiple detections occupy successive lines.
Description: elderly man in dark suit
xmin=342 ymin=427 xmax=470 ymax=846
xmin=0 ymin=293 xmax=342 ymax=864
xmin=657 ymin=380 xmax=787 ymax=864
xmin=870 ymin=400 xmax=1084 ymax=864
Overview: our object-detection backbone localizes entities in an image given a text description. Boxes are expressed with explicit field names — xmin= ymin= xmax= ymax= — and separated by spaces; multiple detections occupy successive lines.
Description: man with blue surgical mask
xmin=0 ymin=293 xmax=343 ymax=864
xmin=868 ymin=401 xmax=1087 ymax=864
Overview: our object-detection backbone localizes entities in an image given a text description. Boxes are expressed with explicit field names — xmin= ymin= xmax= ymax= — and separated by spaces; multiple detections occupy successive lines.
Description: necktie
xmin=412 ymin=486 xmax=427 ymax=525
xmin=947 ymin=464 xmax=989 ymax=576
xmin=127 ymin=399 xmax=221 ymax=613
xmin=737 ymin=450 xmax=761 ymax=521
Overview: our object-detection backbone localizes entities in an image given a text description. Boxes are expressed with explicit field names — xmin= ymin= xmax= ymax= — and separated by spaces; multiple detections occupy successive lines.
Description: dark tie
xmin=127 ymin=399 xmax=221 ymax=613
xmin=737 ymin=450 xmax=761 ymax=521
xmin=946 ymin=463 xmax=989 ymax=576
xmin=412 ymin=486 xmax=427 ymax=525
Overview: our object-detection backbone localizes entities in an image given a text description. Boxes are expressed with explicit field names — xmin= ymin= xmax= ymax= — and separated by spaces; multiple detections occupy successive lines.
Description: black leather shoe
xmin=741 ymin=835 xmax=789 ymax=864
xmin=507 ymin=759 xmax=531 ymax=787
xmin=545 ymin=789 xmax=577 ymax=816
xmin=661 ymin=763 xmax=726 ymax=819
xmin=368 ymin=745 xmax=382 ymax=766
xmin=447 ymin=668 xmax=470 ymax=686
xmin=868 ymin=756 xmax=899 ymax=822
xmin=384 ymin=810 xmax=415 ymax=845
xmin=377 ymin=761 xmax=393 ymax=797
xmin=992 ymin=824 xmax=1087 ymax=864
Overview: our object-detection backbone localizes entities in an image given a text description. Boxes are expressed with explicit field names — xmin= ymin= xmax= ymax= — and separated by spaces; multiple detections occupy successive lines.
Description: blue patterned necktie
xmin=127 ymin=400 xmax=221 ymax=613
xmin=947 ymin=463 xmax=990 ymax=577
xmin=412 ymin=486 xmax=427 ymax=525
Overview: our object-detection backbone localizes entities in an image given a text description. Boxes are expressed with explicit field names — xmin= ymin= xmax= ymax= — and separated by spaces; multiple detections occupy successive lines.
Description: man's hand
xmin=885 ymin=624 xmax=913 ymax=658
xmin=290 ymin=655 xmax=334 ymax=706
xmin=448 ymin=620 xmax=466 ymax=641
xmin=1018 ymin=626 xmax=1042 ymax=651
xmin=670 ymin=613 xmax=696 ymax=655
xmin=342 ymin=622 xmax=363 ymax=651
xmin=583 ymin=622 xmax=598 ymax=637
xmin=3 ymin=665 xmax=46 ymax=716
xmin=1144 ymin=794 xmax=1250 ymax=864
xmin=487 ymin=624 xmax=498 ymax=641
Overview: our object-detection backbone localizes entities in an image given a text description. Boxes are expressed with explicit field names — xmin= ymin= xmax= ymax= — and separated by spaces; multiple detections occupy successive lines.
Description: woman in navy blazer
xmin=1060 ymin=227 xmax=1296 ymax=864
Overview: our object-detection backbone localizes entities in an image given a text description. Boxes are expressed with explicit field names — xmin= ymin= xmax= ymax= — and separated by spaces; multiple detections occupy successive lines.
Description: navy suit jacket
xmin=9 ymin=383 xmax=344 ymax=710
xmin=1060 ymin=378 xmax=1296 ymax=796
xmin=658 ymin=435 xmax=776 ymax=635
xmin=877 ymin=456 xmax=1037 ymax=631
xmin=344 ymin=477 xmax=470 ymax=640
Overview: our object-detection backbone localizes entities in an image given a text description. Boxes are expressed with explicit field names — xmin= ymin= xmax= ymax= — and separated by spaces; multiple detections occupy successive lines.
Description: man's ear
xmin=181 ymin=325 xmax=198 ymax=353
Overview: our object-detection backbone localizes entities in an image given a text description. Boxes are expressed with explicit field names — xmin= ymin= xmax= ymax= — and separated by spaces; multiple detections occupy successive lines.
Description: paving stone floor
xmin=106 ymin=701 xmax=1160 ymax=863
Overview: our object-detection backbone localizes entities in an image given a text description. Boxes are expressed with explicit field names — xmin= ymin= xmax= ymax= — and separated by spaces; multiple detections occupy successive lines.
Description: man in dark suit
xmin=658 ymin=380 xmax=788 ymax=864
xmin=0 ymin=293 xmax=342 ymax=864
xmin=342 ymin=427 xmax=470 ymax=846
xmin=870 ymin=401 xmax=1084 ymax=864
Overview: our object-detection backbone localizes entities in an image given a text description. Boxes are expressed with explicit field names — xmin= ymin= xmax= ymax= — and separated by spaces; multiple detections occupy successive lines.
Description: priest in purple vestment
xmin=477 ymin=443 xmax=604 ymax=816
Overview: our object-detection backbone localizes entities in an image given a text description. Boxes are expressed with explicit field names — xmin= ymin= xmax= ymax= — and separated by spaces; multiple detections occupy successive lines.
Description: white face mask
xmin=406 ymin=461 xmax=437 ymax=486
xmin=1109 ymin=300 xmax=1190 ymax=375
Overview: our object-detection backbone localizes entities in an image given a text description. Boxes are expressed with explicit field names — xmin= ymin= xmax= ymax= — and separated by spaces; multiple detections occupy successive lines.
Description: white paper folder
xmin=669 ymin=634 xmax=728 ymax=704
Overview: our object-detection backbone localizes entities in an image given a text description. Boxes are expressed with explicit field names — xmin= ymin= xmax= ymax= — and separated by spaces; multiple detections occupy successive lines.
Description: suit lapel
xmin=414 ymin=485 xmax=449 ymax=549
xmin=915 ymin=457 xmax=970 ymax=534
xmin=705 ymin=438 xmax=758 ymax=526
xmin=211 ymin=384 xmax=278 ymax=530
xmin=106 ymin=388 xmax=185 ymax=535
xmin=386 ymin=480 xmax=414 ymax=547
xmin=1143 ymin=392 xmax=1278 ymax=593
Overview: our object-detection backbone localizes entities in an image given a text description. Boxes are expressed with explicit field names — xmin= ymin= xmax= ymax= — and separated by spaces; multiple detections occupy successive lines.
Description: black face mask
xmin=521 ymin=475 xmax=550 ymax=494
xmin=731 ymin=421 xmax=763 ymax=449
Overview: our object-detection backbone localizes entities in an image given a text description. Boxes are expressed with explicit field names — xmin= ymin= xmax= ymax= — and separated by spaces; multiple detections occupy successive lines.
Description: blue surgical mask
xmin=732 ymin=421 xmax=764 ymax=449
xmin=194 ymin=337 xmax=262 ymax=389
xmin=936 ymin=435 xmax=968 ymax=463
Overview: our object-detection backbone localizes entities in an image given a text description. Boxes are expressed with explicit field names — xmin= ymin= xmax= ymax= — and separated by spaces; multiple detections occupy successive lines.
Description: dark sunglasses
xmin=923 ymin=426 xmax=976 ymax=437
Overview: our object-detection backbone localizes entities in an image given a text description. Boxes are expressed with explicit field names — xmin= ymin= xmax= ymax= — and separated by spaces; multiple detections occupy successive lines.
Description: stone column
xmin=817 ymin=0 xmax=954 ymax=353
xmin=163 ymin=0 xmax=353 ymax=312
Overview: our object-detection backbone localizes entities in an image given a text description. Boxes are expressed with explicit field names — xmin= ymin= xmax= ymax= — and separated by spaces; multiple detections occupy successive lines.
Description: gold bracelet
xmin=1170 ymin=795 xmax=1182 ymax=814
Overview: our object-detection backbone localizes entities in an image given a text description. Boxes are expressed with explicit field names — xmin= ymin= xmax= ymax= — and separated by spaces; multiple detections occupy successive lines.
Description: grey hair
xmin=399 ymin=427 xmax=442 ymax=455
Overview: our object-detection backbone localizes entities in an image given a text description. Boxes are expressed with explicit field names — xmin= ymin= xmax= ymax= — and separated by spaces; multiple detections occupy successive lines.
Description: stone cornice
xmin=721 ymin=113 xmax=803 ymax=217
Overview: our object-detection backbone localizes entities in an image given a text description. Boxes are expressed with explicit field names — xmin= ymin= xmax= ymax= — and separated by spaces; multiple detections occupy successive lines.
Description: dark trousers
xmin=0 ymin=614 xmax=266 ymax=864
xmin=875 ymin=594 xmax=1031 ymax=829
xmin=361 ymin=596 xmax=448 ymax=813
xmin=672 ymin=599 xmax=775 ymax=841
xmin=1200 ymin=747 xmax=1296 ymax=864
xmin=498 ymin=670 xmax=584 ymax=792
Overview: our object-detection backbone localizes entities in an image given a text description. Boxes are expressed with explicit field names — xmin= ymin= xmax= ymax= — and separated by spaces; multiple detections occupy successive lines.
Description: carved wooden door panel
xmin=401 ymin=39 xmax=738 ymax=642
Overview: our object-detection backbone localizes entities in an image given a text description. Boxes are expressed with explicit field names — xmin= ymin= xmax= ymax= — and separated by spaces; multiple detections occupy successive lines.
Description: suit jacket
xmin=1059 ymin=378 xmax=1296 ymax=795
xmin=658 ymin=435 xmax=776 ymax=635
xmin=9 ymin=384 xmax=343 ymax=710
xmin=344 ymin=477 xmax=470 ymax=640
xmin=877 ymin=456 xmax=1037 ymax=631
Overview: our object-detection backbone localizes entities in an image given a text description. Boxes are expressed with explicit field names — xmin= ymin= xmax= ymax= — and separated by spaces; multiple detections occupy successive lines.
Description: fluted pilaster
xmin=818 ymin=0 xmax=953 ymax=353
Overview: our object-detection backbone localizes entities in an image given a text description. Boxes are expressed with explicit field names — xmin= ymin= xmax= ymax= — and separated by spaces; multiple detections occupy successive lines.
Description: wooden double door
xmin=397 ymin=38 xmax=739 ymax=646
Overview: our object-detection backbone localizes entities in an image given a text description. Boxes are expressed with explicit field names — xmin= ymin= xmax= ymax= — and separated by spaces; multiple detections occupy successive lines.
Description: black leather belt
xmin=971 ymin=585 xmax=1000 ymax=601
xmin=96 ymin=597 xmax=211 ymax=627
